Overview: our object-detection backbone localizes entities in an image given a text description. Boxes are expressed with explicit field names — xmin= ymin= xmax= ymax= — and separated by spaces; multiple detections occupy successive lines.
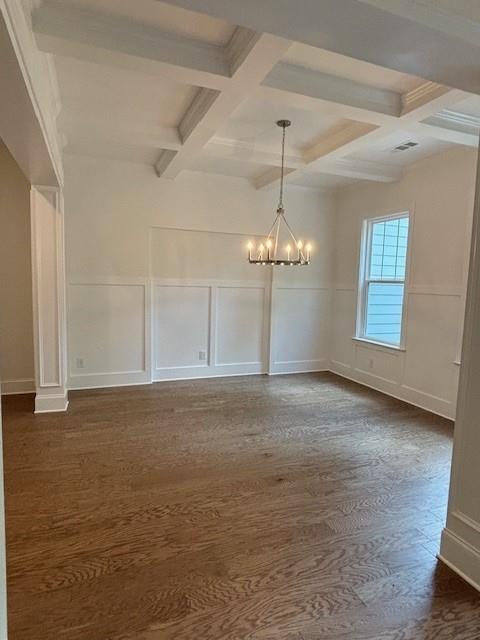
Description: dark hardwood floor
xmin=2 ymin=372 xmax=479 ymax=639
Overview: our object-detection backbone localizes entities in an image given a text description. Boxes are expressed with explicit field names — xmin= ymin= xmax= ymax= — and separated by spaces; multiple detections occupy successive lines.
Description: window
xmin=357 ymin=213 xmax=410 ymax=347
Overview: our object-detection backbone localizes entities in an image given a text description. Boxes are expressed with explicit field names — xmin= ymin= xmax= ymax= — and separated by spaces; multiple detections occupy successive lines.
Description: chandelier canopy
xmin=247 ymin=120 xmax=312 ymax=266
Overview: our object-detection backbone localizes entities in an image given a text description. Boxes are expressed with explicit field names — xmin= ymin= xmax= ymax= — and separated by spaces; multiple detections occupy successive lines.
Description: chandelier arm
xmin=282 ymin=214 xmax=306 ymax=261
xmin=273 ymin=215 xmax=281 ymax=258
xmin=265 ymin=214 xmax=280 ymax=241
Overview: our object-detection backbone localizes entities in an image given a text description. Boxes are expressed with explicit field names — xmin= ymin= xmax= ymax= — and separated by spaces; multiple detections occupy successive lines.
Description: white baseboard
xmin=439 ymin=527 xmax=480 ymax=593
xmin=269 ymin=359 xmax=329 ymax=375
xmin=153 ymin=362 xmax=265 ymax=382
xmin=329 ymin=362 xmax=454 ymax=420
xmin=1 ymin=378 xmax=35 ymax=395
xmin=68 ymin=370 xmax=150 ymax=390
xmin=34 ymin=391 xmax=69 ymax=413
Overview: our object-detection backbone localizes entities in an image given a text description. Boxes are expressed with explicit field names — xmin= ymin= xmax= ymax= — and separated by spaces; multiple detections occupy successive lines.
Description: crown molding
xmin=401 ymin=81 xmax=450 ymax=116
xmin=434 ymin=109 xmax=480 ymax=131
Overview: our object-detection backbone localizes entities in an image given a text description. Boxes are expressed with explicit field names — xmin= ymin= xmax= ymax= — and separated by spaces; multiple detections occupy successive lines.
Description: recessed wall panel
xmin=69 ymin=283 xmax=145 ymax=375
xmin=216 ymin=287 xmax=265 ymax=365
xmin=154 ymin=285 xmax=210 ymax=369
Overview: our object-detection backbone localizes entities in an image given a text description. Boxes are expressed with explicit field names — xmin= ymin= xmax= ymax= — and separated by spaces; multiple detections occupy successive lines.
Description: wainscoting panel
xmin=330 ymin=287 xmax=356 ymax=369
xmin=152 ymin=280 xmax=268 ymax=381
xmin=68 ymin=281 xmax=149 ymax=389
xmin=215 ymin=286 xmax=265 ymax=367
xmin=354 ymin=342 xmax=401 ymax=385
xmin=154 ymin=284 xmax=210 ymax=370
xmin=330 ymin=285 xmax=460 ymax=419
xmin=402 ymin=292 xmax=460 ymax=403
xmin=270 ymin=287 xmax=330 ymax=374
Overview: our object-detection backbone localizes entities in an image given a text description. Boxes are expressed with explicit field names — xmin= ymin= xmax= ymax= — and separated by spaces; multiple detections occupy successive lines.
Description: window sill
xmin=352 ymin=336 xmax=406 ymax=352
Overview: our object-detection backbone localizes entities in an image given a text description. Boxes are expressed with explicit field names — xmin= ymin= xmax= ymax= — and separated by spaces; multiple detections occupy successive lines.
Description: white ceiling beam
xmin=256 ymin=119 xmax=382 ymax=190
xmin=255 ymin=82 xmax=472 ymax=188
xmin=204 ymin=137 xmax=305 ymax=169
xmin=255 ymin=81 xmax=473 ymax=190
xmin=32 ymin=0 xmax=231 ymax=90
xmin=302 ymin=120 xmax=379 ymax=165
xmin=256 ymin=85 xmax=388 ymax=127
xmin=400 ymin=81 xmax=450 ymax=116
xmin=253 ymin=156 xmax=400 ymax=189
xmin=253 ymin=167 xmax=296 ymax=190
xmin=59 ymin=113 xmax=181 ymax=151
xmin=205 ymin=136 xmax=400 ymax=183
xmin=412 ymin=122 xmax=479 ymax=148
xmin=310 ymin=157 xmax=402 ymax=183
xmin=155 ymin=29 xmax=291 ymax=178
xmin=158 ymin=0 xmax=480 ymax=94
xmin=263 ymin=62 xmax=402 ymax=118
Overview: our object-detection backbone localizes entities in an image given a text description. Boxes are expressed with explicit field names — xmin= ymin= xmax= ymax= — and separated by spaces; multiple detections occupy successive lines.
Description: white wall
xmin=441 ymin=146 xmax=480 ymax=591
xmin=64 ymin=154 xmax=335 ymax=389
xmin=0 ymin=141 xmax=34 ymax=395
xmin=331 ymin=147 xmax=478 ymax=419
xmin=64 ymin=149 xmax=477 ymax=419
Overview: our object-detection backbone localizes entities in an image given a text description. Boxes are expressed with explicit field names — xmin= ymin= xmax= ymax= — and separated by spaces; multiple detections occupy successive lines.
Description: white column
xmin=30 ymin=186 xmax=68 ymax=413
xmin=440 ymin=146 xmax=480 ymax=592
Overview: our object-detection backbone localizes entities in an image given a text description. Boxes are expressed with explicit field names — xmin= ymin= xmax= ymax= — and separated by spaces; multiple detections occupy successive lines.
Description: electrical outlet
xmin=199 ymin=350 xmax=207 ymax=361
xmin=76 ymin=357 xmax=85 ymax=369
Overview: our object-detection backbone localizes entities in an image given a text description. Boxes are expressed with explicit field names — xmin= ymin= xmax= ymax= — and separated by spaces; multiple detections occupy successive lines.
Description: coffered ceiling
xmin=28 ymin=0 xmax=480 ymax=191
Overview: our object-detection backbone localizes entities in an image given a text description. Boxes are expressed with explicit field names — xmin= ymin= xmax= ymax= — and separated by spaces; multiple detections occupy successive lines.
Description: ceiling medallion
xmin=247 ymin=119 xmax=312 ymax=266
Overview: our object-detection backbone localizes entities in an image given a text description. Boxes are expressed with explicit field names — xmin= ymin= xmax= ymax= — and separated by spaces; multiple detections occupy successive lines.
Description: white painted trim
xmin=67 ymin=279 xmax=150 ymax=385
xmin=452 ymin=510 xmax=480 ymax=536
xmin=32 ymin=1 xmax=230 ymax=90
xmin=330 ymin=363 xmax=454 ymax=420
xmin=68 ymin=379 xmax=152 ymax=392
xmin=154 ymin=363 xmax=266 ymax=381
xmin=0 ymin=379 xmax=35 ymax=395
xmin=152 ymin=277 xmax=267 ymax=288
xmin=407 ymin=285 xmax=463 ymax=297
xmin=34 ymin=390 xmax=68 ymax=413
xmin=31 ymin=186 xmax=69 ymax=412
xmin=355 ymin=209 xmax=411 ymax=350
xmin=264 ymin=61 xmax=401 ymax=117
xmin=439 ymin=528 xmax=480 ymax=593
xmin=400 ymin=384 xmax=453 ymax=408
xmin=270 ymin=359 xmax=329 ymax=375
xmin=330 ymin=358 xmax=352 ymax=370
xmin=352 ymin=337 xmax=405 ymax=352
xmin=1 ymin=0 xmax=64 ymax=185
xmin=69 ymin=371 xmax=150 ymax=390
xmin=273 ymin=285 xmax=330 ymax=291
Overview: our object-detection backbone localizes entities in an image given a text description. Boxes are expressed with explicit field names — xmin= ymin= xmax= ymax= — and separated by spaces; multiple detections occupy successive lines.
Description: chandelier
xmin=247 ymin=119 xmax=311 ymax=266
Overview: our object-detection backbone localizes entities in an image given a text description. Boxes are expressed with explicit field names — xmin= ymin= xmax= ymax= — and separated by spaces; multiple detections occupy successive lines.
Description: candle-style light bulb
xmin=286 ymin=244 xmax=291 ymax=261
xmin=297 ymin=240 xmax=303 ymax=261
xmin=306 ymin=243 xmax=312 ymax=262
xmin=266 ymin=239 xmax=273 ymax=261
xmin=247 ymin=241 xmax=253 ymax=261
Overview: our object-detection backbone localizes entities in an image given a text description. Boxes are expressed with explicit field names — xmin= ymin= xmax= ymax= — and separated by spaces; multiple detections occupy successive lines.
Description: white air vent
xmin=392 ymin=141 xmax=419 ymax=152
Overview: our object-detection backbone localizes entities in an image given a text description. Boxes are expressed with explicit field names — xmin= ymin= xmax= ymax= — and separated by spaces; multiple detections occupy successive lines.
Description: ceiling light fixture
xmin=247 ymin=120 xmax=312 ymax=266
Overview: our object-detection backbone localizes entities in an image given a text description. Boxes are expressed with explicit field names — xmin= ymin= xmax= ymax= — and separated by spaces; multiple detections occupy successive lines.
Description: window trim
xmin=356 ymin=211 xmax=411 ymax=349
